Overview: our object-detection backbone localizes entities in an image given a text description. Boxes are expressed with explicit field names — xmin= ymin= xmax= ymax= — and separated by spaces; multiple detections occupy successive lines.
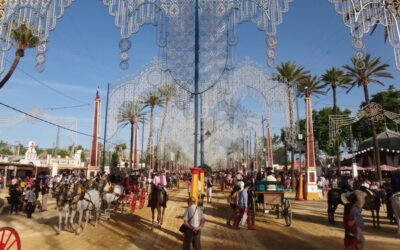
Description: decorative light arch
xmin=105 ymin=58 xmax=296 ymax=166
xmin=101 ymin=0 xmax=293 ymax=93
xmin=329 ymin=0 xmax=400 ymax=70
xmin=0 ymin=0 xmax=77 ymax=74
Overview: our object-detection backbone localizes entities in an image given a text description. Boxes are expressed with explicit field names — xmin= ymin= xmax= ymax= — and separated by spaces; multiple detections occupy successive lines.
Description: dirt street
xmin=0 ymin=185 xmax=399 ymax=250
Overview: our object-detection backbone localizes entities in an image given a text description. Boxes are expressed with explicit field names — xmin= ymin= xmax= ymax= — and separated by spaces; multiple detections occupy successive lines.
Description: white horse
xmin=54 ymin=182 xmax=74 ymax=234
xmin=391 ymin=192 xmax=400 ymax=237
xmin=102 ymin=184 xmax=125 ymax=219
xmin=70 ymin=189 xmax=101 ymax=235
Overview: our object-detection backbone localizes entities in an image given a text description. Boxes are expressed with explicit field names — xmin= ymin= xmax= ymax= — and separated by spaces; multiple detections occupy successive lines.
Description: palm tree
xmin=117 ymin=101 xmax=147 ymax=170
xmin=343 ymin=54 xmax=394 ymax=183
xmin=321 ymin=67 xmax=349 ymax=176
xmin=141 ymin=90 xmax=164 ymax=170
xmin=227 ymin=141 xmax=242 ymax=171
xmin=274 ymin=61 xmax=309 ymax=190
xmin=298 ymin=75 xmax=326 ymax=98
xmin=157 ymin=84 xmax=178 ymax=164
xmin=321 ymin=67 xmax=350 ymax=114
xmin=0 ymin=24 xmax=40 ymax=89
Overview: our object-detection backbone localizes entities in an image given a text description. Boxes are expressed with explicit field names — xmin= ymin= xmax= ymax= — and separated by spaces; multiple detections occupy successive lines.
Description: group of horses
xmin=327 ymin=186 xmax=400 ymax=237
xmin=51 ymin=176 xmax=168 ymax=235
xmin=52 ymin=179 xmax=103 ymax=235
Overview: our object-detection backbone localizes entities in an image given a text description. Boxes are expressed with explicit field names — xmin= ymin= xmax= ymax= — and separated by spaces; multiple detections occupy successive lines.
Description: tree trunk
xmin=0 ymin=55 xmax=21 ymax=89
xmin=290 ymin=149 xmax=295 ymax=191
xmin=332 ymin=86 xmax=341 ymax=178
xmin=363 ymin=84 xmax=382 ymax=183
xmin=147 ymin=106 xmax=155 ymax=170
xmin=158 ymin=100 xmax=170 ymax=167
xmin=287 ymin=84 xmax=296 ymax=191
xmin=133 ymin=123 xmax=138 ymax=168
xmin=129 ymin=123 xmax=134 ymax=170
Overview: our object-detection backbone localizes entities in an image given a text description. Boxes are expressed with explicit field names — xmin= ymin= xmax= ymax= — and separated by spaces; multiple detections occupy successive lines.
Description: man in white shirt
xmin=183 ymin=196 xmax=205 ymax=250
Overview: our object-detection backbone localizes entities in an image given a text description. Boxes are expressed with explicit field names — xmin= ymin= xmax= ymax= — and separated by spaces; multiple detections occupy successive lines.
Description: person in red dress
xmin=342 ymin=193 xmax=358 ymax=249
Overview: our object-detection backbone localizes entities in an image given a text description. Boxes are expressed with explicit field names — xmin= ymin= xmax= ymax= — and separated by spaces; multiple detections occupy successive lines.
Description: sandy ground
xmin=0 ymin=185 xmax=399 ymax=250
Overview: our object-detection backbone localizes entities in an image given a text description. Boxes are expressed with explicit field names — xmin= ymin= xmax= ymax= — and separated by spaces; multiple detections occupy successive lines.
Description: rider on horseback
xmin=148 ymin=171 xmax=168 ymax=207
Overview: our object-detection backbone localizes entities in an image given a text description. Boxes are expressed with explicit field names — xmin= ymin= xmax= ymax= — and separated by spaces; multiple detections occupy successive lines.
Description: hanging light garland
xmin=0 ymin=0 xmax=76 ymax=75
xmin=0 ymin=1 xmax=292 ymax=84
xmin=102 ymin=0 xmax=292 ymax=93
xmin=329 ymin=0 xmax=400 ymax=70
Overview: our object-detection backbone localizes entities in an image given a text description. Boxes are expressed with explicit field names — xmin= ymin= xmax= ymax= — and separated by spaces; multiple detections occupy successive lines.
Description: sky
xmin=0 ymin=0 xmax=399 ymax=152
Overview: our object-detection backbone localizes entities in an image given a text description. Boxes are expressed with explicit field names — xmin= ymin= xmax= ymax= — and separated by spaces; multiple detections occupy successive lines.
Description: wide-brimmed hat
xmin=341 ymin=190 xmax=366 ymax=204
xmin=341 ymin=192 xmax=352 ymax=204
xmin=353 ymin=190 xmax=367 ymax=201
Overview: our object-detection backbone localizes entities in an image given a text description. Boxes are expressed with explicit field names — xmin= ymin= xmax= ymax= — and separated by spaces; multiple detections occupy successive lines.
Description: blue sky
xmin=0 ymin=0 xmax=398 ymax=151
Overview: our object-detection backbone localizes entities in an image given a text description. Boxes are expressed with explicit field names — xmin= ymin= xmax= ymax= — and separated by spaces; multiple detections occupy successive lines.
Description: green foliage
xmin=273 ymin=147 xmax=287 ymax=165
xmin=36 ymin=147 xmax=44 ymax=155
xmin=343 ymin=54 xmax=393 ymax=101
xmin=298 ymin=107 xmax=352 ymax=156
xmin=57 ymin=150 xmax=69 ymax=158
xmin=0 ymin=140 xmax=12 ymax=155
xmin=0 ymin=146 xmax=13 ymax=155
xmin=10 ymin=24 xmax=40 ymax=50
xmin=110 ymin=151 xmax=119 ymax=167
xmin=201 ymin=164 xmax=212 ymax=176
xmin=75 ymin=145 xmax=86 ymax=162
xmin=19 ymin=146 xmax=27 ymax=156
xmin=298 ymin=75 xmax=327 ymax=98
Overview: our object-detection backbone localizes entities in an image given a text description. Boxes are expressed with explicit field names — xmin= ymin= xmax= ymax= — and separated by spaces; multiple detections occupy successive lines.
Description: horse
xmin=53 ymin=182 xmax=74 ymax=234
xmin=391 ymin=192 xmax=400 ymax=237
xmin=102 ymin=184 xmax=125 ymax=219
xmin=70 ymin=189 xmax=101 ymax=235
xmin=327 ymin=188 xmax=345 ymax=224
xmin=148 ymin=183 xmax=167 ymax=230
xmin=362 ymin=187 xmax=382 ymax=228
xmin=327 ymin=187 xmax=381 ymax=228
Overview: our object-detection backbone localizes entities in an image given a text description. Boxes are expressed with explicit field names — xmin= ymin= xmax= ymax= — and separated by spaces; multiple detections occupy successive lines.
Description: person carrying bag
xmin=182 ymin=197 xmax=205 ymax=250
xmin=179 ymin=206 xmax=197 ymax=233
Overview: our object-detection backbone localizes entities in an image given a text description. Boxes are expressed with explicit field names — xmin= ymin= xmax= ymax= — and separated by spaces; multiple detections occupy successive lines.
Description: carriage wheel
xmin=283 ymin=198 xmax=292 ymax=226
xmin=130 ymin=194 xmax=137 ymax=213
xmin=139 ymin=189 xmax=146 ymax=209
xmin=0 ymin=227 xmax=21 ymax=250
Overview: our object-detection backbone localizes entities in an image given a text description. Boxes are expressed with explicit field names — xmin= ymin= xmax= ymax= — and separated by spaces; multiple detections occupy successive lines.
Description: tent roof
xmin=358 ymin=129 xmax=400 ymax=151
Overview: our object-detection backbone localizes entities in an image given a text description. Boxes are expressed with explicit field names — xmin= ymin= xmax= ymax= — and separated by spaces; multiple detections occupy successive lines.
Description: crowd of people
xmin=7 ymin=174 xmax=50 ymax=218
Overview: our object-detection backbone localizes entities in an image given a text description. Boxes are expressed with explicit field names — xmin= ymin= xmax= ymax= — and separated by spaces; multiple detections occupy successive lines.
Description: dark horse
xmin=327 ymin=187 xmax=381 ymax=228
xmin=148 ymin=183 xmax=167 ymax=230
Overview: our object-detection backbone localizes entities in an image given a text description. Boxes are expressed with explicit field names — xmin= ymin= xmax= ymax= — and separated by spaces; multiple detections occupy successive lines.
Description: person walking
xmin=40 ymin=180 xmax=49 ymax=211
xmin=25 ymin=186 xmax=36 ymax=218
xmin=226 ymin=185 xmax=239 ymax=227
xmin=182 ymin=196 xmax=205 ymax=250
xmin=232 ymin=181 xmax=254 ymax=230
xmin=352 ymin=190 xmax=367 ymax=250
xmin=206 ymin=176 xmax=213 ymax=203
xmin=9 ymin=185 xmax=21 ymax=214
xmin=342 ymin=193 xmax=358 ymax=250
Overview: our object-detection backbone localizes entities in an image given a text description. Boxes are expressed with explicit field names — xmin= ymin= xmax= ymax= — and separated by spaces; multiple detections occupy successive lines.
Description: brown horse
xmin=148 ymin=183 xmax=167 ymax=230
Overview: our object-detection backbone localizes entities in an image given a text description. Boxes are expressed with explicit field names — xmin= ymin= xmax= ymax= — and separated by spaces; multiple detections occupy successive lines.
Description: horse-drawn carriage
xmin=251 ymin=180 xmax=292 ymax=226
xmin=124 ymin=170 xmax=147 ymax=213
xmin=105 ymin=170 xmax=147 ymax=215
